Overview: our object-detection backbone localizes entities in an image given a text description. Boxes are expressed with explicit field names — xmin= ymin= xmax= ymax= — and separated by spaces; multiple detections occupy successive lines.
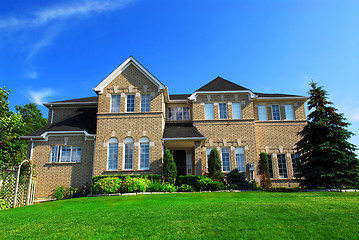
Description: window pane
xmin=140 ymin=143 xmax=149 ymax=170
xmin=71 ymin=147 xmax=82 ymax=163
xmin=60 ymin=146 xmax=71 ymax=162
xmin=187 ymin=152 xmax=192 ymax=174
xmin=126 ymin=95 xmax=135 ymax=112
xmin=291 ymin=154 xmax=300 ymax=177
xmin=258 ymin=105 xmax=267 ymax=121
xmin=205 ymin=103 xmax=214 ymax=120
xmin=50 ymin=146 xmax=59 ymax=162
xmin=278 ymin=154 xmax=288 ymax=178
xmin=175 ymin=107 xmax=183 ymax=120
xmin=232 ymin=103 xmax=242 ymax=119
xmin=267 ymin=154 xmax=274 ymax=178
xmin=272 ymin=105 xmax=281 ymax=120
xmin=168 ymin=108 xmax=174 ymax=121
xmin=221 ymin=148 xmax=231 ymax=172
xmin=206 ymin=148 xmax=212 ymax=160
xmin=235 ymin=147 xmax=245 ymax=172
xmin=141 ymin=94 xmax=150 ymax=112
xmin=183 ymin=107 xmax=190 ymax=120
xmin=124 ymin=143 xmax=134 ymax=169
xmin=108 ymin=143 xmax=118 ymax=170
xmin=285 ymin=104 xmax=294 ymax=120
xmin=111 ymin=95 xmax=121 ymax=113
xmin=219 ymin=103 xmax=228 ymax=119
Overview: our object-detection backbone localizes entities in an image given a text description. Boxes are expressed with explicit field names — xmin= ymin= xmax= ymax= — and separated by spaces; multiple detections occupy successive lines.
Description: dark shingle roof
xmin=169 ymin=94 xmax=191 ymax=100
xmin=254 ymin=92 xmax=305 ymax=98
xmin=44 ymin=96 xmax=98 ymax=105
xmin=26 ymin=108 xmax=97 ymax=136
xmin=196 ymin=77 xmax=249 ymax=92
xmin=163 ymin=123 xmax=205 ymax=139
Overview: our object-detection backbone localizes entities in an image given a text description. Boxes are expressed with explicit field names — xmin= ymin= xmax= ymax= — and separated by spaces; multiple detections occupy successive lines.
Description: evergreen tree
xmin=258 ymin=152 xmax=271 ymax=189
xmin=208 ymin=148 xmax=224 ymax=181
xmin=295 ymin=81 xmax=359 ymax=188
xmin=162 ymin=149 xmax=177 ymax=184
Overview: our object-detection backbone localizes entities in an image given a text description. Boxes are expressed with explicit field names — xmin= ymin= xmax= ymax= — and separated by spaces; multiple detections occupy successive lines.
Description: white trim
xmin=30 ymin=139 xmax=34 ymax=160
xmin=189 ymin=90 xmax=257 ymax=102
xmin=271 ymin=104 xmax=281 ymax=120
xmin=255 ymin=96 xmax=308 ymax=101
xmin=93 ymin=56 xmax=165 ymax=94
xmin=23 ymin=131 xmax=96 ymax=141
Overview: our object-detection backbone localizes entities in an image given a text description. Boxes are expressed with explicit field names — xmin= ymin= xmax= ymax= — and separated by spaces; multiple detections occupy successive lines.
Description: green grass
xmin=0 ymin=192 xmax=359 ymax=239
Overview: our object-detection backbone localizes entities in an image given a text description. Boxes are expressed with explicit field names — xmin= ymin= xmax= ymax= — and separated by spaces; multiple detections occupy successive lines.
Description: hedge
xmin=92 ymin=174 xmax=162 ymax=185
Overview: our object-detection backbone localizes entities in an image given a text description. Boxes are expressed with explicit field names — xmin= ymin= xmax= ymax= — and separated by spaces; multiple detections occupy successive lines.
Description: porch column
xmin=194 ymin=141 xmax=203 ymax=175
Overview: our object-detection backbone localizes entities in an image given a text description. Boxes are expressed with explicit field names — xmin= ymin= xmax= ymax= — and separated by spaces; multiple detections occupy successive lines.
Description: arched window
xmin=108 ymin=138 xmax=118 ymax=170
xmin=139 ymin=137 xmax=150 ymax=170
xmin=124 ymin=137 xmax=134 ymax=170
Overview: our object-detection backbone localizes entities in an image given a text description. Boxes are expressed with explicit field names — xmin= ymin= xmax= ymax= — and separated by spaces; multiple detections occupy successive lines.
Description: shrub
xmin=269 ymin=187 xmax=301 ymax=192
xmin=119 ymin=177 xmax=150 ymax=193
xmin=258 ymin=152 xmax=271 ymax=190
xmin=197 ymin=176 xmax=213 ymax=191
xmin=250 ymin=180 xmax=258 ymax=190
xmin=178 ymin=175 xmax=213 ymax=191
xmin=92 ymin=178 xmax=122 ymax=194
xmin=226 ymin=169 xmax=251 ymax=190
xmin=148 ymin=181 xmax=177 ymax=192
xmin=53 ymin=186 xmax=65 ymax=200
xmin=206 ymin=181 xmax=226 ymax=191
xmin=178 ymin=184 xmax=194 ymax=192
xmin=0 ymin=197 xmax=9 ymax=210
xmin=92 ymin=174 xmax=161 ymax=185
xmin=65 ymin=187 xmax=79 ymax=198
xmin=208 ymin=148 xmax=224 ymax=182
xmin=163 ymin=149 xmax=177 ymax=184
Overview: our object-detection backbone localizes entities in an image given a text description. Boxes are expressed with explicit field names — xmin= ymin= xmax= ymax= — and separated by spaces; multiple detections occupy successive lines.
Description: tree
xmin=295 ymin=81 xmax=359 ymax=188
xmin=226 ymin=168 xmax=251 ymax=190
xmin=0 ymin=87 xmax=26 ymax=169
xmin=258 ymin=152 xmax=271 ymax=190
xmin=162 ymin=149 xmax=177 ymax=184
xmin=15 ymin=103 xmax=47 ymax=136
xmin=208 ymin=148 xmax=224 ymax=182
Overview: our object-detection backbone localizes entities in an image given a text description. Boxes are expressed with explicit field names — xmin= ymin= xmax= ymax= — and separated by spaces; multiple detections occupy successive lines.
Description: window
xmin=187 ymin=150 xmax=192 ymax=174
xmin=205 ymin=103 xmax=214 ymax=120
xmin=139 ymin=137 xmax=150 ymax=170
xmin=221 ymin=148 xmax=231 ymax=172
xmin=50 ymin=146 xmax=81 ymax=163
xmin=126 ymin=95 xmax=135 ymax=112
xmin=272 ymin=104 xmax=281 ymax=120
xmin=219 ymin=103 xmax=228 ymax=119
xmin=235 ymin=147 xmax=245 ymax=172
xmin=258 ymin=105 xmax=267 ymax=121
xmin=108 ymin=138 xmax=118 ymax=170
xmin=124 ymin=137 xmax=134 ymax=170
xmin=267 ymin=154 xmax=274 ymax=178
xmin=285 ymin=104 xmax=295 ymax=120
xmin=277 ymin=154 xmax=288 ymax=178
xmin=232 ymin=103 xmax=242 ymax=119
xmin=206 ymin=148 xmax=213 ymax=161
xmin=168 ymin=107 xmax=190 ymax=121
xmin=111 ymin=95 xmax=121 ymax=113
xmin=141 ymin=94 xmax=150 ymax=112
xmin=291 ymin=153 xmax=300 ymax=177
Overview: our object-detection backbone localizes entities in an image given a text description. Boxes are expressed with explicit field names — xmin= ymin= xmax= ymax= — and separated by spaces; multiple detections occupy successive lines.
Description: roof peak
xmin=196 ymin=76 xmax=250 ymax=92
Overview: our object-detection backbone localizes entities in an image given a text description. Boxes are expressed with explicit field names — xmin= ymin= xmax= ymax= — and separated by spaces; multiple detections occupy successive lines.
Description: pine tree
xmin=295 ymin=81 xmax=359 ymax=188
xmin=208 ymin=148 xmax=224 ymax=181
xmin=258 ymin=152 xmax=271 ymax=190
xmin=162 ymin=149 xmax=177 ymax=184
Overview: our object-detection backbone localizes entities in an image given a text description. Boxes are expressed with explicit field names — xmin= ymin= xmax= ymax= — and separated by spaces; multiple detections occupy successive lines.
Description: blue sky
xmin=0 ymin=0 xmax=358 ymax=152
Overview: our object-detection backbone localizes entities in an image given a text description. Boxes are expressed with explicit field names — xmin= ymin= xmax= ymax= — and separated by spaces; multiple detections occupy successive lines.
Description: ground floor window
xmin=221 ymin=148 xmax=231 ymax=172
xmin=124 ymin=137 xmax=134 ymax=170
xmin=50 ymin=146 xmax=81 ymax=163
xmin=277 ymin=154 xmax=288 ymax=178
xmin=235 ymin=147 xmax=245 ymax=172
xmin=291 ymin=153 xmax=300 ymax=177
xmin=108 ymin=138 xmax=118 ymax=170
xmin=139 ymin=137 xmax=150 ymax=170
xmin=267 ymin=154 xmax=274 ymax=178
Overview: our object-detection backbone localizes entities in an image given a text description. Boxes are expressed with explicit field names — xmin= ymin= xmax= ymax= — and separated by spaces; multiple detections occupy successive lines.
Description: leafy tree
xmin=295 ymin=81 xmax=359 ymax=188
xmin=0 ymin=87 xmax=26 ymax=169
xmin=16 ymin=103 xmax=47 ymax=135
xmin=162 ymin=149 xmax=177 ymax=184
xmin=258 ymin=152 xmax=271 ymax=190
xmin=208 ymin=148 xmax=224 ymax=181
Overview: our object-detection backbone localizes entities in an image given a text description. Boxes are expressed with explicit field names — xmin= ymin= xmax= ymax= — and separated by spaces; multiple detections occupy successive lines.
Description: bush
xmin=206 ymin=181 xmax=226 ymax=191
xmin=178 ymin=184 xmax=194 ymax=192
xmin=259 ymin=152 xmax=271 ymax=190
xmin=119 ymin=177 xmax=150 ymax=193
xmin=226 ymin=169 xmax=251 ymax=190
xmin=0 ymin=197 xmax=9 ymax=210
xmin=178 ymin=175 xmax=213 ymax=191
xmin=250 ymin=180 xmax=258 ymax=190
xmin=92 ymin=174 xmax=161 ymax=185
xmin=53 ymin=186 xmax=65 ymax=200
xmin=269 ymin=187 xmax=301 ymax=192
xmin=92 ymin=178 xmax=122 ymax=194
xmin=65 ymin=187 xmax=79 ymax=198
xmin=148 ymin=182 xmax=177 ymax=192
xmin=208 ymin=148 xmax=224 ymax=182
xmin=163 ymin=149 xmax=177 ymax=184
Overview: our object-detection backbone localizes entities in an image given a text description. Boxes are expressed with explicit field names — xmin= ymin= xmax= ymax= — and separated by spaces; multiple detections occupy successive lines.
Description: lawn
xmin=0 ymin=192 xmax=358 ymax=239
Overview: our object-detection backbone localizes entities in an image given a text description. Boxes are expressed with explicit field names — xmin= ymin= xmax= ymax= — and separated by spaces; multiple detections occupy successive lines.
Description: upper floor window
xmin=219 ymin=103 xmax=228 ymax=119
xmin=267 ymin=154 xmax=274 ymax=178
xmin=235 ymin=147 xmax=245 ymax=172
xmin=139 ymin=137 xmax=150 ymax=170
xmin=232 ymin=102 xmax=242 ymax=119
xmin=221 ymin=148 xmax=231 ymax=172
xmin=205 ymin=103 xmax=214 ymax=120
xmin=277 ymin=154 xmax=288 ymax=178
xmin=124 ymin=137 xmax=134 ymax=170
xmin=126 ymin=95 xmax=135 ymax=112
xmin=285 ymin=104 xmax=295 ymax=120
xmin=168 ymin=107 xmax=190 ymax=121
xmin=50 ymin=146 xmax=81 ymax=163
xmin=111 ymin=95 xmax=121 ymax=113
xmin=272 ymin=104 xmax=281 ymax=120
xmin=141 ymin=94 xmax=150 ymax=112
xmin=258 ymin=105 xmax=267 ymax=121
xmin=108 ymin=138 xmax=118 ymax=171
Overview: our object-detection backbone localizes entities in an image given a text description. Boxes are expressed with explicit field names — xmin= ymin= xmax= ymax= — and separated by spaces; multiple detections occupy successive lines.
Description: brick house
xmin=24 ymin=56 xmax=307 ymax=198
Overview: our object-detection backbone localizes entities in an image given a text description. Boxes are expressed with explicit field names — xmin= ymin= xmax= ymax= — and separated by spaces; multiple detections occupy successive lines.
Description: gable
xmin=196 ymin=77 xmax=249 ymax=92
xmin=93 ymin=56 xmax=165 ymax=94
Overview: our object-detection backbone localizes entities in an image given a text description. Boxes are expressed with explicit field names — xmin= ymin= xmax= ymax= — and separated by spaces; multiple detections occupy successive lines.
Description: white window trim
xmin=50 ymin=145 xmax=82 ymax=163
xmin=205 ymin=103 xmax=214 ymax=120
xmin=107 ymin=138 xmax=119 ymax=171
xmin=139 ymin=137 xmax=150 ymax=170
xmin=167 ymin=106 xmax=191 ymax=121
xmin=258 ymin=104 xmax=268 ymax=121
xmin=141 ymin=94 xmax=151 ymax=112
xmin=232 ymin=102 xmax=242 ymax=119
xmin=126 ymin=94 xmax=135 ymax=113
xmin=221 ymin=148 xmax=231 ymax=172
xmin=277 ymin=154 xmax=288 ymax=178
xmin=271 ymin=104 xmax=281 ymax=120
xmin=123 ymin=138 xmax=134 ymax=170
xmin=111 ymin=95 xmax=121 ymax=113
xmin=218 ymin=103 xmax=228 ymax=120
xmin=284 ymin=104 xmax=295 ymax=120
xmin=235 ymin=147 xmax=245 ymax=172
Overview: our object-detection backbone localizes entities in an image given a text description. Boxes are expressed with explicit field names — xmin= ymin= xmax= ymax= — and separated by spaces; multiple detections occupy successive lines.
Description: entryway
xmin=172 ymin=150 xmax=187 ymax=176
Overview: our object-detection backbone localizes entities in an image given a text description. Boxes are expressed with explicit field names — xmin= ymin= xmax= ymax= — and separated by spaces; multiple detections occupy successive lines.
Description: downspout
xmin=30 ymin=138 xmax=34 ymax=160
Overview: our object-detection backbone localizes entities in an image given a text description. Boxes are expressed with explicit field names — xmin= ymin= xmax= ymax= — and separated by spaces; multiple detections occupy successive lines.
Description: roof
xmin=26 ymin=108 xmax=98 ymax=137
xmin=196 ymin=76 xmax=250 ymax=92
xmin=163 ymin=123 xmax=205 ymax=139
xmin=44 ymin=96 xmax=98 ymax=105
xmin=254 ymin=92 xmax=306 ymax=98
xmin=169 ymin=94 xmax=191 ymax=100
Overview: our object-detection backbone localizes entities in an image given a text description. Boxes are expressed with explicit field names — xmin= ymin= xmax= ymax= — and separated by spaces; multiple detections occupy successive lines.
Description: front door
xmin=172 ymin=150 xmax=187 ymax=176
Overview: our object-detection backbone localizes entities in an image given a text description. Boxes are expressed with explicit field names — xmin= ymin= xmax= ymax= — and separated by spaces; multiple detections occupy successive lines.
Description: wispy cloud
xmin=28 ymin=89 xmax=55 ymax=105
xmin=0 ymin=0 xmax=133 ymax=29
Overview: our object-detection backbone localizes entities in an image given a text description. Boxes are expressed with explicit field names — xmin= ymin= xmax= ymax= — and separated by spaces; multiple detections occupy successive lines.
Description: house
xmin=24 ymin=56 xmax=307 ymax=198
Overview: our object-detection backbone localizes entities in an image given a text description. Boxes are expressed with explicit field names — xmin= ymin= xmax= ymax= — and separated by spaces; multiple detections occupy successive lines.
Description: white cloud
xmin=28 ymin=89 xmax=55 ymax=105
xmin=0 ymin=0 xmax=133 ymax=29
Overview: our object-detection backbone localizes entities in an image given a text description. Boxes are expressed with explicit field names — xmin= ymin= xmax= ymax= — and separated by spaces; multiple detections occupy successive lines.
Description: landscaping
xmin=0 ymin=192 xmax=358 ymax=239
